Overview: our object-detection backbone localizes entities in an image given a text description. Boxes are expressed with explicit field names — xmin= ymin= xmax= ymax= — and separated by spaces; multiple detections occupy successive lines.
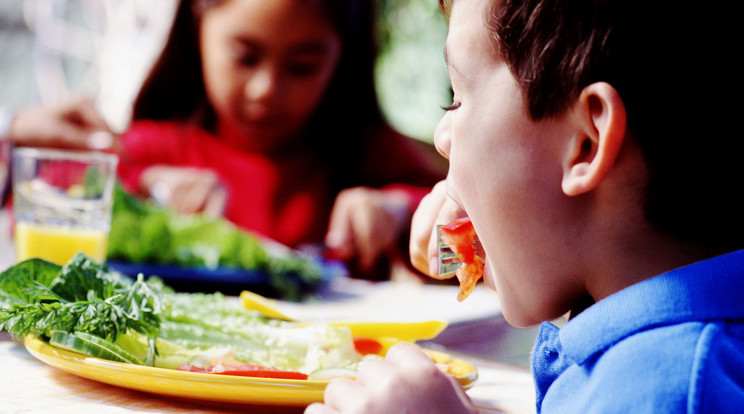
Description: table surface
xmin=0 ymin=208 xmax=538 ymax=414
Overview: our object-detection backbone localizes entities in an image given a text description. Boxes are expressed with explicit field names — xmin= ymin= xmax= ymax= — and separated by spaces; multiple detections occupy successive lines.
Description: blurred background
xmin=0 ymin=0 xmax=450 ymax=142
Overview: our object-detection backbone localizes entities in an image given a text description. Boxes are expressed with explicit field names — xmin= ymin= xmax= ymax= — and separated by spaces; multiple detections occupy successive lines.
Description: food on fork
xmin=438 ymin=218 xmax=484 ymax=301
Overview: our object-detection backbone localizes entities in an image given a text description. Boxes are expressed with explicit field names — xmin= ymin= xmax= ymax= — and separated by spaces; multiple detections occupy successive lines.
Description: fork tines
xmin=437 ymin=225 xmax=481 ymax=277
xmin=437 ymin=225 xmax=463 ymax=277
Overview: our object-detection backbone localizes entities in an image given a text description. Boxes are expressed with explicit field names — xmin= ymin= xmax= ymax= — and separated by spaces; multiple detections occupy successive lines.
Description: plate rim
xmin=24 ymin=335 xmax=477 ymax=407
xmin=24 ymin=335 xmax=327 ymax=406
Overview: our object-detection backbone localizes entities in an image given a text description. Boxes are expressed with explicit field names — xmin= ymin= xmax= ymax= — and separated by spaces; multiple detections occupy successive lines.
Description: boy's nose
xmin=433 ymin=114 xmax=452 ymax=159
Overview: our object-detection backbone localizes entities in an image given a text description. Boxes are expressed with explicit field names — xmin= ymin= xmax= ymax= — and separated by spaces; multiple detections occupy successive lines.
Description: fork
xmin=437 ymin=225 xmax=479 ymax=277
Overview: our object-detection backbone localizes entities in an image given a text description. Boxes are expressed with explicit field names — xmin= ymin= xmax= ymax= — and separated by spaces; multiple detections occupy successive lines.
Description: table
xmin=0 ymin=209 xmax=538 ymax=413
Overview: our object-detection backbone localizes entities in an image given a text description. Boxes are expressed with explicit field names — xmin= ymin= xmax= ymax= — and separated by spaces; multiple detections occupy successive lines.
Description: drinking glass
xmin=0 ymin=139 xmax=10 ymax=204
xmin=12 ymin=147 xmax=118 ymax=264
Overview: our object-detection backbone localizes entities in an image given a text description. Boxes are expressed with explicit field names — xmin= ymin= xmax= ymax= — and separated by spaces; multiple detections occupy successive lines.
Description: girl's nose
xmin=244 ymin=65 xmax=279 ymax=101
xmin=433 ymin=113 xmax=452 ymax=159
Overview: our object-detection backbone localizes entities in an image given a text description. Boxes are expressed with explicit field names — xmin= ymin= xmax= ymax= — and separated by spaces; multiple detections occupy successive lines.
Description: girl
xmin=116 ymin=0 xmax=444 ymax=278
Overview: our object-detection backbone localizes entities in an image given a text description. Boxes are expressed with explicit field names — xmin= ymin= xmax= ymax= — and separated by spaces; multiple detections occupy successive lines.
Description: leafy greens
xmin=107 ymin=185 xmax=325 ymax=300
xmin=1 ymin=254 xmax=366 ymax=375
xmin=0 ymin=254 xmax=164 ymax=341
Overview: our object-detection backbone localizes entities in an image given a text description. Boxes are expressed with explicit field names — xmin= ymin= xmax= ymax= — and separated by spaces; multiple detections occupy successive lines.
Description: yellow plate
xmin=24 ymin=336 xmax=478 ymax=407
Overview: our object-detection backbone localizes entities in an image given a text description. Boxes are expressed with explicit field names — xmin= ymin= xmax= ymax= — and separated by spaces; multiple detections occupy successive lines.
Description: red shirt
xmin=117 ymin=120 xmax=442 ymax=248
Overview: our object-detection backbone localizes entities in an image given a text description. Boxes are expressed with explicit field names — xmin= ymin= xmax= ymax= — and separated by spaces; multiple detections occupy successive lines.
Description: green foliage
xmin=107 ymin=185 xmax=323 ymax=300
xmin=0 ymin=254 xmax=165 ymax=341
xmin=0 ymin=258 xmax=360 ymax=372
xmin=82 ymin=165 xmax=107 ymax=199
xmin=0 ymin=259 xmax=60 ymax=306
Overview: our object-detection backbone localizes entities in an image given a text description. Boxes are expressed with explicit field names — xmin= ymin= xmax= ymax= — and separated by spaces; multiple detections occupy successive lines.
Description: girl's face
xmin=434 ymin=0 xmax=585 ymax=327
xmin=199 ymin=0 xmax=342 ymax=153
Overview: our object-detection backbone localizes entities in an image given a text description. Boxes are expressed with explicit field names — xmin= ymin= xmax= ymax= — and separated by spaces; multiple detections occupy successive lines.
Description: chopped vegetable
xmin=179 ymin=362 xmax=309 ymax=380
xmin=439 ymin=218 xmax=484 ymax=302
xmin=353 ymin=337 xmax=384 ymax=355
xmin=49 ymin=330 xmax=143 ymax=365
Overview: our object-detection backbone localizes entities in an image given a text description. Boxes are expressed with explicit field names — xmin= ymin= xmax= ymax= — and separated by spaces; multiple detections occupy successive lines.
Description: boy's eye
xmin=441 ymin=101 xmax=462 ymax=111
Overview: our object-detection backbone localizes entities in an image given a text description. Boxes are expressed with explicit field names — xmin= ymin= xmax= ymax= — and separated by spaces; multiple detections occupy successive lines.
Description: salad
xmin=0 ymin=254 xmax=374 ymax=380
xmin=107 ymin=185 xmax=327 ymax=300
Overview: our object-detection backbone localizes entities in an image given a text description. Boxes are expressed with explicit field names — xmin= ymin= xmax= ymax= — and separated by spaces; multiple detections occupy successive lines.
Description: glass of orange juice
xmin=12 ymin=148 xmax=118 ymax=264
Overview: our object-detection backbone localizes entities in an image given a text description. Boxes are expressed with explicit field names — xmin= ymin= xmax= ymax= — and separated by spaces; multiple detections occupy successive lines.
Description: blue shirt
xmin=532 ymin=249 xmax=744 ymax=413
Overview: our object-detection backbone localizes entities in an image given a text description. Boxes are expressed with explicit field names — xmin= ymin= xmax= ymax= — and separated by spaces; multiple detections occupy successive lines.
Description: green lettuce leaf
xmin=108 ymin=185 xmax=323 ymax=300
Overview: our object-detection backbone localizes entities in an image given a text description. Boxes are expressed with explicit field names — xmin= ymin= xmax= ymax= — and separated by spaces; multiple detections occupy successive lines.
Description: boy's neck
xmin=576 ymin=136 xmax=728 ymax=302
xmin=586 ymin=227 xmax=730 ymax=302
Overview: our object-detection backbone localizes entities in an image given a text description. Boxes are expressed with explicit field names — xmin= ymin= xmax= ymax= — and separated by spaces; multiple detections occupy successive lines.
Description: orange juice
xmin=15 ymin=222 xmax=108 ymax=264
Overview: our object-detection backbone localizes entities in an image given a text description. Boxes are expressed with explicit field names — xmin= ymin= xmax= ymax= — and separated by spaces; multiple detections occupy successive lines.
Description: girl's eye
xmin=441 ymin=101 xmax=461 ymax=111
xmin=287 ymin=62 xmax=322 ymax=77
xmin=230 ymin=43 xmax=261 ymax=67
xmin=237 ymin=53 xmax=260 ymax=67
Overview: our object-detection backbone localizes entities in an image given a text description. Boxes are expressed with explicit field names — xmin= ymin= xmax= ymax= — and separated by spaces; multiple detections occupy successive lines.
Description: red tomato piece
xmin=178 ymin=363 xmax=211 ymax=373
xmin=178 ymin=362 xmax=308 ymax=380
xmin=353 ymin=337 xmax=383 ymax=355
xmin=217 ymin=364 xmax=309 ymax=380
xmin=440 ymin=218 xmax=484 ymax=302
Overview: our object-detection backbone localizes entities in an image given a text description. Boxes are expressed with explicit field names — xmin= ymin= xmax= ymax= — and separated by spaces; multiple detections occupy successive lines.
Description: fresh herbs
xmin=0 ymin=254 xmax=165 ymax=341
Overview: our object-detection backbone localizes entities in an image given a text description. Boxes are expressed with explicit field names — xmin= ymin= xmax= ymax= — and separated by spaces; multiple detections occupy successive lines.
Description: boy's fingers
xmin=383 ymin=342 xmax=431 ymax=367
xmin=410 ymin=192 xmax=442 ymax=274
xmin=321 ymin=377 xmax=364 ymax=412
xmin=304 ymin=402 xmax=336 ymax=414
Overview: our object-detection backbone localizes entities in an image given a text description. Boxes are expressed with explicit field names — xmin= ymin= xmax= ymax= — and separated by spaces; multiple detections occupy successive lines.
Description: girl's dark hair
xmin=442 ymin=0 xmax=744 ymax=249
xmin=132 ymin=0 xmax=385 ymax=191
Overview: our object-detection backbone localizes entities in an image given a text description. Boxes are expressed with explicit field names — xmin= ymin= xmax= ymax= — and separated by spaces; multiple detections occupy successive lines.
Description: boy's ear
xmin=561 ymin=82 xmax=627 ymax=196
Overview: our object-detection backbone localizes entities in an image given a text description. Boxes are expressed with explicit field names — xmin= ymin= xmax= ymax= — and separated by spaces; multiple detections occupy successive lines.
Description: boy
xmin=306 ymin=0 xmax=744 ymax=412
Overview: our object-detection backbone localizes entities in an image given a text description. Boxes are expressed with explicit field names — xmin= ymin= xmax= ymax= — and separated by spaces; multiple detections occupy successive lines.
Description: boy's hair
xmin=444 ymin=0 xmax=744 ymax=250
xmin=131 ymin=0 xmax=385 ymax=191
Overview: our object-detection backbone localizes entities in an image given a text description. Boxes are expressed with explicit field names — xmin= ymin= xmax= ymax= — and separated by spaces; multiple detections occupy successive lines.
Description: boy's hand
xmin=409 ymin=180 xmax=467 ymax=276
xmin=305 ymin=342 xmax=477 ymax=414
xmin=325 ymin=186 xmax=410 ymax=275
xmin=140 ymin=165 xmax=226 ymax=218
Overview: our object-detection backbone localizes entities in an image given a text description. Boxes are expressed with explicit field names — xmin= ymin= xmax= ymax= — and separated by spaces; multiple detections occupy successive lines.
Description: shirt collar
xmin=559 ymin=249 xmax=744 ymax=364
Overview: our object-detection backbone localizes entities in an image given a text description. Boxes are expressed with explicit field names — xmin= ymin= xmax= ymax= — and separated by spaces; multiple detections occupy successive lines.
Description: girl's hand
xmin=324 ymin=186 xmax=411 ymax=275
xmin=140 ymin=165 xmax=227 ymax=218
xmin=305 ymin=342 xmax=477 ymax=414
xmin=409 ymin=180 xmax=466 ymax=277
xmin=10 ymin=95 xmax=114 ymax=150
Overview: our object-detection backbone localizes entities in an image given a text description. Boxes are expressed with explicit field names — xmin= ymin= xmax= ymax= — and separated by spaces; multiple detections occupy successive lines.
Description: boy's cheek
xmin=483 ymin=260 xmax=496 ymax=291
xmin=442 ymin=179 xmax=464 ymax=212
